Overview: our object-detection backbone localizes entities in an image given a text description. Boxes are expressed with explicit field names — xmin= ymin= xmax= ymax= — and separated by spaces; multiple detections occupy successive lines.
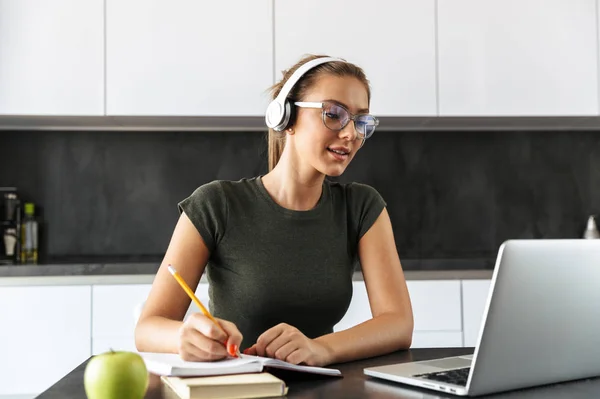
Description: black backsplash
xmin=1 ymin=129 xmax=599 ymax=268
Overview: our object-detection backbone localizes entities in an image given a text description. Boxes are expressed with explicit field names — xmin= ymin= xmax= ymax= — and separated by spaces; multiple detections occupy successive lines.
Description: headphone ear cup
xmin=274 ymin=100 xmax=292 ymax=132
xmin=284 ymin=101 xmax=297 ymax=130
xmin=266 ymin=100 xmax=286 ymax=131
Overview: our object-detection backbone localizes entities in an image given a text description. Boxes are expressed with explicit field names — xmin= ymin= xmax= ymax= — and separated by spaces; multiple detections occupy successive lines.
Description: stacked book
xmin=140 ymin=352 xmax=342 ymax=399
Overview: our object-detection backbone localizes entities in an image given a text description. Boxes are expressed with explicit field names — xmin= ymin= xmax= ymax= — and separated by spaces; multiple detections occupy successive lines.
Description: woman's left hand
xmin=243 ymin=323 xmax=333 ymax=367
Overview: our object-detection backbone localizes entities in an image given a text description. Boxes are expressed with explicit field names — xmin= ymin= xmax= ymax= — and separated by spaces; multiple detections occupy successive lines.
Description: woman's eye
xmin=325 ymin=112 xmax=340 ymax=120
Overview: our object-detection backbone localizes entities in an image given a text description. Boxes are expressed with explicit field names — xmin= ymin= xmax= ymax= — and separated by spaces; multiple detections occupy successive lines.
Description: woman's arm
xmin=315 ymin=207 xmax=414 ymax=364
xmin=134 ymin=212 xmax=210 ymax=353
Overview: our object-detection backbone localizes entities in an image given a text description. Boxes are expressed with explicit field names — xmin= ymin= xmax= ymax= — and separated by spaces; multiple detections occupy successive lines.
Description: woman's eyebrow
xmin=325 ymin=99 xmax=369 ymax=114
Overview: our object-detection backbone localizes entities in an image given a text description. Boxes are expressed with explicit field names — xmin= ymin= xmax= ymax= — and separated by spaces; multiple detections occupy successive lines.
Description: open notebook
xmin=140 ymin=352 xmax=342 ymax=377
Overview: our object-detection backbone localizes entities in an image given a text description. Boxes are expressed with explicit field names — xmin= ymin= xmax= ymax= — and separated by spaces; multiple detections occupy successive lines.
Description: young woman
xmin=135 ymin=54 xmax=414 ymax=367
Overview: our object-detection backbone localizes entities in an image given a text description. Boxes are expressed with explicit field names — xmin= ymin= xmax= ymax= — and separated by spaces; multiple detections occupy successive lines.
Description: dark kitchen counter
xmin=0 ymin=258 xmax=494 ymax=285
xmin=36 ymin=347 xmax=600 ymax=399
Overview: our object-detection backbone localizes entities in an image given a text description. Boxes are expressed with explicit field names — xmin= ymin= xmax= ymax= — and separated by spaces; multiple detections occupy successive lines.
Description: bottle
xmin=583 ymin=215 xmax=600 ymax=239
xmin=20 ymin=202 xmax=38 ymax=264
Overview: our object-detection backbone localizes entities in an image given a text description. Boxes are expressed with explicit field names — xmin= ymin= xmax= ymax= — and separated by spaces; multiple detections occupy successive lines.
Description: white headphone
xmin=265 ymin=56 xmax=344 ymax=131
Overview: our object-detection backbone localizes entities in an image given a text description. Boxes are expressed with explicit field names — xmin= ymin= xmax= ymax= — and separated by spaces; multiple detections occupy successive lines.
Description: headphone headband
xmin=275 ymin=56 xmax=343 ymax=103
xmin=265 ymin=56 xmax=344 ymax=131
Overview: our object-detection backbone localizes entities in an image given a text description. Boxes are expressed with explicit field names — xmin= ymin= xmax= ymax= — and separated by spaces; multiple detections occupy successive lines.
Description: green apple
xmin=84 ymin=349 xmax=149 ymax=399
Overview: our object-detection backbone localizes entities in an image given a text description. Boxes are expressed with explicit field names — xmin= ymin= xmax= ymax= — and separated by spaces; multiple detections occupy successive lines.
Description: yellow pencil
xmin=167 ymin=264 xmax=241 ymax=357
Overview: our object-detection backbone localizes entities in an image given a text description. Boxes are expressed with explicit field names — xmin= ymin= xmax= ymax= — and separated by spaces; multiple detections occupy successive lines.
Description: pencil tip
xmin=168 ymin=265 xmax=176 ymax=275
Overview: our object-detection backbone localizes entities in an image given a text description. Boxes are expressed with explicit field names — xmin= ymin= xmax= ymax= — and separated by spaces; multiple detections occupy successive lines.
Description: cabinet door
xmin=411 ymin=331 xmax=463 ymax=348
xmin=462 ymin=279 xmax=492 ymax=347
xmin=0 ymin=0 xmax=104 ymax=115
xmin=0 ymin=286 xmax=91 ymax=396
xmin=407 ymin=280 xmax=462 ymax=332
xmin=92 ymin=284 xmax=153 ymax=339
xmin=93 ymin=337 xmax=138 ymax=355
xmin=275 ymin=0 xmax=436 ymax=116
xmin=106 ymin=0 xmax=273 ymax=116
xmin=437 ymin=0 xmax=598 ymax=116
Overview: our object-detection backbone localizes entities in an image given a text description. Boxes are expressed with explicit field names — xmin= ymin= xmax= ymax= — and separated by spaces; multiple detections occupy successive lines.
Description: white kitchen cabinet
xmin=437 ymin=0 xmax=598 ymax=116
xmin=334 ymin=280 xmax=462 ymax=340
xmin=411 ymin=331 xmax=463 ymax=348
xmin=92 ymin=284 xmax=153 ymax=339
xmin=275 ymin=0 xmax=436 ymax=116
xmin=106 ymin=0 xmax=273 ymax=116
xmin=462 ymin=279 xmax=492 ymax=347
xmin=0 ymin=286 xmax=91 ymax=396
xmin=406 ymin=280 xmax=462 ymax=332
xmin=0 ymin=0 xmax=104 ymax=115
xmin=92 ymin=337 xmax=138 ymax=355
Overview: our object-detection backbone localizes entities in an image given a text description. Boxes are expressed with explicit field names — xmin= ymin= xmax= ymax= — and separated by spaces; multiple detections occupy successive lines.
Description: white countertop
xmin=0 ymin=269 xmax=494 ymax=286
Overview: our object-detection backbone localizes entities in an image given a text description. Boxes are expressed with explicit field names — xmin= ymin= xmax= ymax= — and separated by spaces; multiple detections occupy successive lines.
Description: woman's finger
xmin=255 ymin=324 xmax=287 ymax=356
xmin=187 ymin=313 xmax=229 ymax=343
xmin=243 ymin=345 xmax=258 ymax=356
xmin=179 ymin=340 xmax=223 ymax=362
xmin=217 ymin=318 xmax=243 ymax=354
xmin=285 ymin=347 xmax=308 ymax=365
xmin=265 ymin=330 xmax=296 ymax=358
xmin=182 ymin=324 xmax=228 ymax=358
xmin=273 ymin=340 xmax=301 ymax=362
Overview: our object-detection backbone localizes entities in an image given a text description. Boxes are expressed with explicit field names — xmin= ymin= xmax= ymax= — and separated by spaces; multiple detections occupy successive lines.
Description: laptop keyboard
xmin=413 ymin=367 xmax=470 ymax=386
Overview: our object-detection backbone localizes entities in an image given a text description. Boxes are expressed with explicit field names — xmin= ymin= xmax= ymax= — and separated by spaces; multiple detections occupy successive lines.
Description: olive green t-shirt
xmin=178 ymin=176 xmax=386 ymax=350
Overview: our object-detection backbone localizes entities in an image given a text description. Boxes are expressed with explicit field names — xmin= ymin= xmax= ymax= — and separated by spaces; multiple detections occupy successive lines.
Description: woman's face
xmin=291 ymin=74 xmax=370 ymax=177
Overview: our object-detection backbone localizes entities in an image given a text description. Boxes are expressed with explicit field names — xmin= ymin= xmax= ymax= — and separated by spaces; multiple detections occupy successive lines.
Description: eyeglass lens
xmin=322 ymin=102 xmax=377 ymax=138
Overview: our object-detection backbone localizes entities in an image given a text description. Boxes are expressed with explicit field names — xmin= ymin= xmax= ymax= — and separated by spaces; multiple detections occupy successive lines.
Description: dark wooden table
xmin=37 ymin=347 xmax=600 ymax=398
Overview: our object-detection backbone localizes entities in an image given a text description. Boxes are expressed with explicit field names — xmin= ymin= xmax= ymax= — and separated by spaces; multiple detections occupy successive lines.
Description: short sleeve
xmin=178 ymin=181 xmax=228 ymax=252
xmin=347 ymin=183 xmax=387 ymax=240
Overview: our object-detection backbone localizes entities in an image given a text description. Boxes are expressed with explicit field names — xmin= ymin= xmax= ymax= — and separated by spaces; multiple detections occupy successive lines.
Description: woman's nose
xmin=338 ymin=121 xmax=357 ymax=141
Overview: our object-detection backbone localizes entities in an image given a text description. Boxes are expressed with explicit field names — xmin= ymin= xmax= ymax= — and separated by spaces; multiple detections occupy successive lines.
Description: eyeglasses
xmin=294 ymin=101 xmax=379 ymax=140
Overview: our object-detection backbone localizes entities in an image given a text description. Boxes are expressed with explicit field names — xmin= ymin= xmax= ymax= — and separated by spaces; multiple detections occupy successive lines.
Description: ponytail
xmin=268 ymin=128 xmax=285 ymax=171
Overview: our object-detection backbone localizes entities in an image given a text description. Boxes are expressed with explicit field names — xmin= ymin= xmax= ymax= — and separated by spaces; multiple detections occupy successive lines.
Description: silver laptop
xmin=364 ymin=239 xmax=600 ymax=397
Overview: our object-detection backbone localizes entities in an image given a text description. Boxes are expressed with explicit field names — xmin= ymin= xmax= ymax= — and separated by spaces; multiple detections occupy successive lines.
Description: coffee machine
xmin=1 ymin=187 xmax=21 ymax=265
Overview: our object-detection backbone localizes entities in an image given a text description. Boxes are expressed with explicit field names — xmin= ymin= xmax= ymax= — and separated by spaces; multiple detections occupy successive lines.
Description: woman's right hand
xmin=177 ymin=313 xmax=243 ymax=361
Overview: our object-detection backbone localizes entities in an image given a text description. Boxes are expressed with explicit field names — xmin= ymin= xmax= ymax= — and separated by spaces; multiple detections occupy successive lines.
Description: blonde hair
xmin=266 ymin=54 xmax=371 ymax=171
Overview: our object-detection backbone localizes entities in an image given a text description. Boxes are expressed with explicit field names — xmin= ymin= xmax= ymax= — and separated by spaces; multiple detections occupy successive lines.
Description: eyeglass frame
xmin=293 ymin=100 xmax=380 ymax=141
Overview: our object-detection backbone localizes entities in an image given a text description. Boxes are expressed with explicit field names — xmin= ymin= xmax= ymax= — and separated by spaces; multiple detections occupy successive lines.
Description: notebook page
xmin=140 ymin=352 xmax=261 ymax=376
xmin=240 ymin=354 xmax=342 ymax=376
